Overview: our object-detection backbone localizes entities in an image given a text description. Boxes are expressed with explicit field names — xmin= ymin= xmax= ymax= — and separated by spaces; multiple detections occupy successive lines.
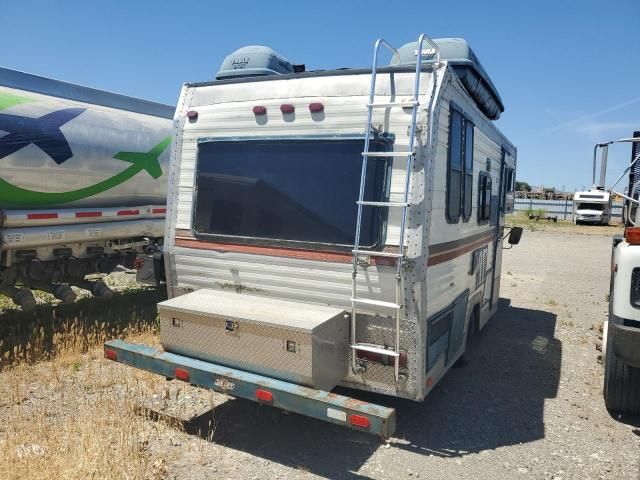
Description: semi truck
xmin=0 ymin=67 xmax=174 ymax=310
xmin=105 ymin=33 xmax=522 ymax=436
xmin=595 ymin=132 xmax=640 ymax=414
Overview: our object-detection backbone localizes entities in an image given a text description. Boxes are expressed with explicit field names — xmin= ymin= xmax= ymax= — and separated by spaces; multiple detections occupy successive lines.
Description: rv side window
xmin=446 ymin=109 xmax=463 ymax=223
xmin=192 ymin=138 xmax=390 ymax=248
xmin=478 ymin=171 xmax=492 ymax=223
xmin=447 ymin=105 xmax=474 ymax=223
xmin=462 ymin=121 xmax=474 ymax=221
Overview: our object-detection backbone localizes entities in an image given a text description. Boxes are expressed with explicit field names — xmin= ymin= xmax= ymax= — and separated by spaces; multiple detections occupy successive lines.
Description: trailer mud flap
xmin=104 ymin=339 xmax=396 ymax=437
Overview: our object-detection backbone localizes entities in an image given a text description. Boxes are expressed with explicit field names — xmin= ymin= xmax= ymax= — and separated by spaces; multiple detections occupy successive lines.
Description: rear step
xmin=104 ymin=339 xmax=396 ymax=437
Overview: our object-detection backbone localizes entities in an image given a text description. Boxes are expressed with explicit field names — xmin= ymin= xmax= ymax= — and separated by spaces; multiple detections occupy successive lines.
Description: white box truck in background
xmin=0 ymin=67 xmax=174 ymax=310
xmin=573 ymin=190 xmax=611 ymax=225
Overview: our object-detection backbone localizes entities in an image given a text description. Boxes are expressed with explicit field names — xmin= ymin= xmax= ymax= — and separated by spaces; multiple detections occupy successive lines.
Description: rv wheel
xmin=603 ymin=318 xmax=640 ymax=414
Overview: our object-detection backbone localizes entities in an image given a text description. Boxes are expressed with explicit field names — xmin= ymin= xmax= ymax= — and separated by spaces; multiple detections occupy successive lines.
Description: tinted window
xmin=462 ymin=121 xmax=474 ymax=221
xmin=478 ymin=171 xmax=492 ymax=223
xmin=193 ymin=138 xmax=390 ymax=247
xmin=447 ymin=110 xmax=464 ymax=222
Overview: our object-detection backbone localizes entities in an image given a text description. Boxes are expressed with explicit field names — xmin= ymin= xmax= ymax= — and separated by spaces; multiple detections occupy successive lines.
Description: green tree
xmin=515 ymin=181 xmax=532 ymax=192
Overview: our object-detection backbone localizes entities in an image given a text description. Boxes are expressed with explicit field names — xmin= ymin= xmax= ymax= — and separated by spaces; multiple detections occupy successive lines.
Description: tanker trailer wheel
xmin=603 ymin=318 xmax=640 ymax=415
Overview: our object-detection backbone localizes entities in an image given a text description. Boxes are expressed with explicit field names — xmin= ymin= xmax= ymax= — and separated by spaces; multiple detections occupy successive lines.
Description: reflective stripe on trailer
xmin=3 ymin=205 xmax=167 ymax=228
xmin=104 ymin=339 xmax=396 ymax=437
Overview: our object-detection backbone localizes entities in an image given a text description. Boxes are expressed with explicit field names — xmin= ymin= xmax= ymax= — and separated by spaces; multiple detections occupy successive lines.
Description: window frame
xmin=477 ymin=170 xmax=492 ymax=224
xmin=446 ymin=102 xmax=475 ymax=224
xmin=190 ymin=134 xmax=394 ymax=252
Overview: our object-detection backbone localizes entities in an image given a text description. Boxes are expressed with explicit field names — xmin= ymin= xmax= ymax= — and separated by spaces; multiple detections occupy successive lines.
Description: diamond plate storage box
xmin=158 ymin=289 xmax=349 ymax=391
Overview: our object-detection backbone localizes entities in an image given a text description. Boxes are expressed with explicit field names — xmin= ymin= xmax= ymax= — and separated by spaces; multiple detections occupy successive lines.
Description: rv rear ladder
xmin=350 ymin=34 xmax=440 ymax=382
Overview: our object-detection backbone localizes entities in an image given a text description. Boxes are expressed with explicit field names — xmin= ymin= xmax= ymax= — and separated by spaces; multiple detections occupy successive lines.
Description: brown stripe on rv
xmin=174 ymin=229 xmax=495 ymax=267
xmin=427 ymin=231 xmax=495 ymax=266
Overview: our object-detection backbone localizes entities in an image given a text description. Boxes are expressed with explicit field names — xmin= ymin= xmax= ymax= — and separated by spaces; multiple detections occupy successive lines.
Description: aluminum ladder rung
xmin=367 ymin=101 xmax=419 ymax=108
xmin=356 ymin=201 xmax=409 ymax=207
xmin=350 ymin=298 xmax=401 ymax=309
xmin=351 ymin=344 xmax=400 ymax=357
xmin=352 ymin=249 xmax=403 ymax=258
xmin=362 ymin=151 xmax=414 ymax=157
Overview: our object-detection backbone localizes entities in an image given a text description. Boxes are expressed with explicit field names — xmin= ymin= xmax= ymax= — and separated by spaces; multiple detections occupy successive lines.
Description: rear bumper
xmin=611 ymin=322 xmax=640 ymax=368
xmin=104 ymin=339 xmax=396 ymax=437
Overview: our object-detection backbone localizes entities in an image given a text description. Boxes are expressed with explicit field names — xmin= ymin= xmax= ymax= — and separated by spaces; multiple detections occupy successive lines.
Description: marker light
xmin=348 ymin=414 xmax=370 ymax=429
xmin=626 ymin=227 xmax=640 ymax=245
xmin=309 ymin=102 xmax=324 ymax=113
xmin=280 ymin=104 xmax=295 ymax=114
xmin=256 ymin=389 xmax=273 ymax=402
xmin=104 ymin=349 xmax=117 ymax=361
xmin=175 ymin=368 xmax=190 ymax=382
xmin=186 ymin=110 xmax=198 ymax=120
xmin=253 ymin=106 xmax=267 ymax=115
xmin=27 ymin=213 xmax=57 ymax=220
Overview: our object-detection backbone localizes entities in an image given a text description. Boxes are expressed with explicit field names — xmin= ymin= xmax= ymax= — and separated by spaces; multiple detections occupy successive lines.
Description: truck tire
xmin=603 ymin=318 xmax=640 ymax=414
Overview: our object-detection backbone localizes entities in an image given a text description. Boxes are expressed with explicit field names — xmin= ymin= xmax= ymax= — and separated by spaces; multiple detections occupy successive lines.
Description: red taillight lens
xmin=355 ymin=349 xmax=407 ymax=368
xmin=280 ymin=104 xmax=295 ymax=114
xmin=256 ymin=389 xmax=273 ymax=402
xmin=253 ymin=106 xmax=267 ymax=115
xmin=133 ymin=258 xmax=144 ymax=270
xmin=309 ymin=102 xmax=324 ymax=113
xmin=186 ymin=110 xmax=198 ymax=120
xmin=349 ymin=414 xmax=370 ymax=429
xmin=626 ymin=227 xmax=640 ymax=245
xmin=175 ymin=368 xmax=190 ymax=382
xmin=104 ymin=349 xmax=117 ymax=361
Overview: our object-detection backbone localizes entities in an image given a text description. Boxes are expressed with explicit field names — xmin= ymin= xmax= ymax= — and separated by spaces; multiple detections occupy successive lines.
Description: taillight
xmin=104 ymin=349 xmax=117 ymax=361
xmin=348 ymin=414 xmax=370 ymax=429
xmin=626 ymin=227 xmax=640 ymax=244
xmin=309 ymin=102 xmax=324 ymax=113
xmin=253 ymin=106 xmax=267 ymax=115
xmin=186 ymin=110 xmax=198 ymax=120
xmin=280 ymin=104 xmax=295 ymax=114
xmin=175 ymin=368 xmax=190 ymax=382
xmin=256 ymin=389 xmax=273 ymax=402
xmin=356 ymin=349 xmax=407 ymax=368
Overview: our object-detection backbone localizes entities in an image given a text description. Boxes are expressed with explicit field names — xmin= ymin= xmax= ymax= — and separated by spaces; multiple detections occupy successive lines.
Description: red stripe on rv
xmin=75 ymin=211 xmax=102 ymax=218
xmin=27 ymin=213 xmax=58 ymax=220
xmin=152 ymin=208 xmax=166 ymax=214
xmin=117 ymin=209 xmax=140 ymax=216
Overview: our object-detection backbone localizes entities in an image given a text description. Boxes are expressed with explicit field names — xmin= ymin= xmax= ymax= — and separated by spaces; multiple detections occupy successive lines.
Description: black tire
xmin=603 ymin=318 xmax=640 ymax=414
xmin=455 ymin=305 xmax=479 ymax=367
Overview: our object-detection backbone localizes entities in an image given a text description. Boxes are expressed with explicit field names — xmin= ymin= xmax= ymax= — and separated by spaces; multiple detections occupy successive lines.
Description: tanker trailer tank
xmin=0 ymin=67 xmax=174 ymax=310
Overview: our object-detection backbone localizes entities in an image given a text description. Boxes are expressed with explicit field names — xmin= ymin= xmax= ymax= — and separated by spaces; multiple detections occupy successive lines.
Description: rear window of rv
xmin=192 ymin=138 xmax=391 ymax=248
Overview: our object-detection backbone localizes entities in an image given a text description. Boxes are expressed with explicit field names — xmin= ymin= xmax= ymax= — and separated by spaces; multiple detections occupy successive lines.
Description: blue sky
xmin=1 ymin=0 xmax=638 ymax=191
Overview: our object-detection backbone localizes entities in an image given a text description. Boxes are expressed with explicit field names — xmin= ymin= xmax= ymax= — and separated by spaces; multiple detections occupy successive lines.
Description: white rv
xmin=573 ymin=189 xmax=611 ymax=225
xmin=106 ymin=34 xmax=520 ymax=435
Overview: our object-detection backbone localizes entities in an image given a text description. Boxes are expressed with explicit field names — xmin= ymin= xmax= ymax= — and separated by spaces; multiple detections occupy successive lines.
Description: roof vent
xmin=216 ymin=45 xmax=296 ymax=80
xmin=392 ymin=38 xmax=504 ymax=120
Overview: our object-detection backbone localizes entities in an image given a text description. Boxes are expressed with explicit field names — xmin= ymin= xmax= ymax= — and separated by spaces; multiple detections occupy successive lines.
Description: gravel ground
xmin=139 ymin=228 xmax=640 ymax=479
xmin=2 ymin=228 xmax=639 ymax=479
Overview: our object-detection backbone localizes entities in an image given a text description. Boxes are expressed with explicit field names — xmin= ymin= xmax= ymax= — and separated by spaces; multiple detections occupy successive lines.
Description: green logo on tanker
xmin=0 ymin=92 xmax=170 ymax=206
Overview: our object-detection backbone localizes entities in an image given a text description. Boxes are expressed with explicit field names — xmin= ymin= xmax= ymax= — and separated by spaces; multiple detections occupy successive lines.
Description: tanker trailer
xmin=0 ymin=67 xmax=174 ymax=310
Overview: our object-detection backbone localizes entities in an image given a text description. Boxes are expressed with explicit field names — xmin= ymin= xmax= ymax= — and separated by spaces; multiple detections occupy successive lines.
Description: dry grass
xmin=0 ymin=288 xmax=178 ymax=480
